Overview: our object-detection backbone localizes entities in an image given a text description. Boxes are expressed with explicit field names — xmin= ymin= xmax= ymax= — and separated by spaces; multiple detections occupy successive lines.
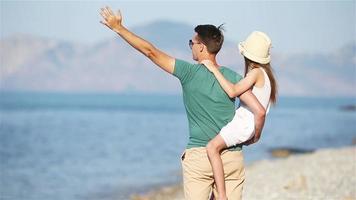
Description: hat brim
xmin=238 ymin=42 xmax=270 ymax=64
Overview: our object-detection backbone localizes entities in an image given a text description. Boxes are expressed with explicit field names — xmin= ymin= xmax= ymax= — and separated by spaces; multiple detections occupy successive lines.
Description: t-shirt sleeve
xmin=173 ymin=59 xmax=195 ymax=85
xmin=226 ymin=70 xmax=243 ymax=84
xmin=235 ymin=73 xmax=243 ymax=83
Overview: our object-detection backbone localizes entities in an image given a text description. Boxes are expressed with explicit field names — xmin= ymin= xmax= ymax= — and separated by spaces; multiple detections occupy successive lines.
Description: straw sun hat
xmin=238 ymin=31 xmax=272 ymax=64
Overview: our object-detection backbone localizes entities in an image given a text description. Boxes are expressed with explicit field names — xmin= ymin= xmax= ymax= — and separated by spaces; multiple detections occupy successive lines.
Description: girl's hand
xmin=243 ymin=133 xmax=261 ymax=146
xmin=201 ymin=59 xmax=217 ymax=73
xmin=100 ymin=6 xmax=122 ymax=31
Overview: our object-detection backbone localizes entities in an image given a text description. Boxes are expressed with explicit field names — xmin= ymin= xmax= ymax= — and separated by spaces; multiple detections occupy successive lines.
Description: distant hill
xmin=1 ymin=20 xmax=355 ymax=96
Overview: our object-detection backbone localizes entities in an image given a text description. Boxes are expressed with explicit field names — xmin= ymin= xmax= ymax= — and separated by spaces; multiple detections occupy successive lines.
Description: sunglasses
xmin=189 ymin=39 xmax=200 ymax=49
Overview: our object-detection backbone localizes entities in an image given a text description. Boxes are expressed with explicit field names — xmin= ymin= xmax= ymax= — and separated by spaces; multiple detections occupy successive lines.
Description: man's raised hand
xmin=100 ymin=6 xmax=122 ymax=31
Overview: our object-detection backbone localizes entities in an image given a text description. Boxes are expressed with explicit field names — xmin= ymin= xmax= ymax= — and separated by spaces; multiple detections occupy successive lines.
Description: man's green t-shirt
xmin=173 ymin=59 xmax=243 ymax=151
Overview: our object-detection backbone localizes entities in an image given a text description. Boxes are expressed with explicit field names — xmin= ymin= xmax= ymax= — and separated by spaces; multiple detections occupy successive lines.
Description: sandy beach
xmin=131 ymin=146 xmax=356 ymax=200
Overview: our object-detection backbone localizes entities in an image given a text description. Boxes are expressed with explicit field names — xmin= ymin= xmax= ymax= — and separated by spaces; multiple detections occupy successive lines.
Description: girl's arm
xmin=201 ymin=60 xmax=259 ymax=98
xmin=239 ymin=90 xmax=266 ymax=145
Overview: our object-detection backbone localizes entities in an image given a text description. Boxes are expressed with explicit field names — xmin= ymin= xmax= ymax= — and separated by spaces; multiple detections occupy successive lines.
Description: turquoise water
xmin=1 ymin=91 xmax=355 ymax=200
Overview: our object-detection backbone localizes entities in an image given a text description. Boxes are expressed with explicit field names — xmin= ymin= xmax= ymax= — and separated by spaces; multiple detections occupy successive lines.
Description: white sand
xmin=243 ymin=146 xmax=356 ymax=200
xmin=131 ymin=146 xmax=356 ymax=200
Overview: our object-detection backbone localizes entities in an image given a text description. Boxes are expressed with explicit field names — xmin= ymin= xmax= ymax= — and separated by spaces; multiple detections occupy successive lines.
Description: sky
xmin=1 ymin=0 xmax=355 ymax=54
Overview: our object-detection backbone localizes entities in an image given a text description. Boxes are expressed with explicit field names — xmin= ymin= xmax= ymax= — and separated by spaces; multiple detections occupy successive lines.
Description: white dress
xmin=220 ymin=68 xmax=271 ymax=147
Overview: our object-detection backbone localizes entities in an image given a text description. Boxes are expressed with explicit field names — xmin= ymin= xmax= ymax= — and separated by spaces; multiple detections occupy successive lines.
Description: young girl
xmin=201 ymin=31 xmax=278 ymax=200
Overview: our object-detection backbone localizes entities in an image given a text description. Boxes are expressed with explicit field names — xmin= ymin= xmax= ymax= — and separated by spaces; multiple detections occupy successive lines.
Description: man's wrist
xmin=113 ymin=25 xmax=124 ymax=34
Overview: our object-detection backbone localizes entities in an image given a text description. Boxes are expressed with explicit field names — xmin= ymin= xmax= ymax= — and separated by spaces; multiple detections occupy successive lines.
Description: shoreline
xmin=130 ymin=145 xmax=356 ymax=200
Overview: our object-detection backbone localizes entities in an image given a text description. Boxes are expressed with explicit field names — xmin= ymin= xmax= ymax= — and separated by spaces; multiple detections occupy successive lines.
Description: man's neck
xmin=198 ymin=54 xmax=220 ymax=68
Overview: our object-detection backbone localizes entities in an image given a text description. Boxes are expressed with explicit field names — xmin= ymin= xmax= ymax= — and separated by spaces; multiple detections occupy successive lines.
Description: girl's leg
xmin=206 ymin=134 xmax=228 ymax=200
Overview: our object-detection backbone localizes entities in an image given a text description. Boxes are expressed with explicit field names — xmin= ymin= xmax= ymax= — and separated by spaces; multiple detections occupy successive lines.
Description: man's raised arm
xmin=100 ymin=6 xmax=175 ymax=74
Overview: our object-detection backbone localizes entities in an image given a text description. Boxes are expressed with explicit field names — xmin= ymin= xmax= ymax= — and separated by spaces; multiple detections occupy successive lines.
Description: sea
xmin=1 ymin=91 xmax=355 ymax=200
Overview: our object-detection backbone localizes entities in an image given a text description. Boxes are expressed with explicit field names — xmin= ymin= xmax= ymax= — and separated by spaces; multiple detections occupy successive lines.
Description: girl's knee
xmin=206 ymin=141 xmax=219 ymax=154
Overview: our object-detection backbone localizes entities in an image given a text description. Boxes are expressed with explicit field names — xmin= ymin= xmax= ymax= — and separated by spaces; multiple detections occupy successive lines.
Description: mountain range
xmin=1 ymin=20 xmax=355 ymax=97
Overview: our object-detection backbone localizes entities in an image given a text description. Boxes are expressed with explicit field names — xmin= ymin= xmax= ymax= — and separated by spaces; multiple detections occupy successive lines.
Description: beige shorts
xmin=181 ymin=147 xmax=245 ymax=200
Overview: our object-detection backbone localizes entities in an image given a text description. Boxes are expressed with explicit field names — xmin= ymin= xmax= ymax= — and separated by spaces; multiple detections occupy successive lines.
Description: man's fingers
xmin=100 ymin=7 xmax=106 ymax=15
xmin=100 ymin=8 xmax=108 ymax=18
xmin=101 ymin=7 xmax=110 ymax=17
xmin=100 ymin=21 xmax=111 ymax=29
xmin=100 ymin=21 xmax=107 ymax=27
xmin=106 ymin=6 xmax=114 ymax=15
xmin=103 ymin=6 xmax=110 ymax=16
xmin=100 ymin=6 xmax=121 ymax=18
xmin=100 ymin=12 xmax=108 ymax=22
xmin=105 ymin=6 xmax=114 ymax=17
xmin=100 ymin=11 xmax=107 ymax=18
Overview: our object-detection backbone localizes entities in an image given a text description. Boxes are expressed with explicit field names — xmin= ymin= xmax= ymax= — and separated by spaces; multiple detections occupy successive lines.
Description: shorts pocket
xmin=180 ymin=150 xmax=186 ymax=162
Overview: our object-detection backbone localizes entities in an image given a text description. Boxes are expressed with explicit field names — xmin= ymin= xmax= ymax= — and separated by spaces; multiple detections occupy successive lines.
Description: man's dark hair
xmin=194 ymin=24 xmax=225 ymax=54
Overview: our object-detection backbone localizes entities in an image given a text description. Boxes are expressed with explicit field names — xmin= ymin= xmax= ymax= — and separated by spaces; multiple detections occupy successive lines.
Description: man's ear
xmin=200 ymin=44 xmax=204 ymax=52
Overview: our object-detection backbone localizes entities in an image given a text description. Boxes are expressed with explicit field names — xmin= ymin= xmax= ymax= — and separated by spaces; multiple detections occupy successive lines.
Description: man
xmin=99 ymin=6 xmax=266 ymax=200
